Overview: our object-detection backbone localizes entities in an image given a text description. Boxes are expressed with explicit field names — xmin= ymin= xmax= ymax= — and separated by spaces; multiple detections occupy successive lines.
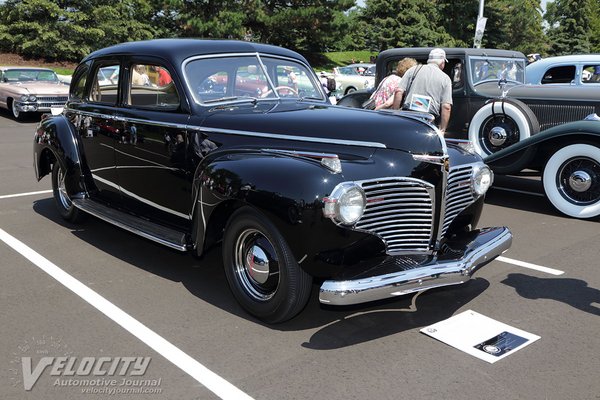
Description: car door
xmin=114 ymin=59 xmax=193 ymax=230
xmin=66 ymin=58 xmax=123 ymax=205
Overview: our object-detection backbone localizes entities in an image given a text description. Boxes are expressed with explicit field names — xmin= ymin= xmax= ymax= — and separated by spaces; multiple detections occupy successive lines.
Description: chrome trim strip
xmin=68 ymin=109 xmax=387 ymax=149
xmin=68 ymin=109 xmax=190 ymax=131
xmin=192 ymin=126 xmax=387 ymax=149
xmin=319 ymin=227 xmax=512 ymax=305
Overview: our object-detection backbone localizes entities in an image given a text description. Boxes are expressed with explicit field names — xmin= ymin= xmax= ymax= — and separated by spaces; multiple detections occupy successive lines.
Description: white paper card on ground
xmin=420 ymin=310 xmax=540 ymax=363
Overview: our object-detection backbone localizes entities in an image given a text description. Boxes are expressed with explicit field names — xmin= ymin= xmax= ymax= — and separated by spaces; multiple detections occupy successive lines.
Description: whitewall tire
xmin=542 ymin=144 xmax=600 ymax=219
xmin=469 ymin=101 xmax=539 ymax=156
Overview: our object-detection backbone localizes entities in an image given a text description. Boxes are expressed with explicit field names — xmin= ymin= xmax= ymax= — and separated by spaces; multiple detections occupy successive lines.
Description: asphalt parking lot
xmin=1 ymin=111 xmax=599 ymax=400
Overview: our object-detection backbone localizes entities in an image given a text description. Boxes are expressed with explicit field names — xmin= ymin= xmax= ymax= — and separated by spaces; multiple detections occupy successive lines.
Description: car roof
xmin=378 ymin=47 xmax=526 ymax=60
xmin=527 ymin=54 xmax=600 ymax=69
xmin=83 ymin=39 xmax=309 ymax=66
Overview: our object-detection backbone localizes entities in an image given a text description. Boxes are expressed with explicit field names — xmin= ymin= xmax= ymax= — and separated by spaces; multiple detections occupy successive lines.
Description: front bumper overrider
xmin=319 ymin=226 xmax=512 ymax=305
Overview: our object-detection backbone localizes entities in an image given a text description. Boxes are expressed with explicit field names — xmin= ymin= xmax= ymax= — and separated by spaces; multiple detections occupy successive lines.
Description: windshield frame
xmin=467 ymin=55 xmax=526 ymax=87
xmin=182 ymin=52 xmax=326 ymax=106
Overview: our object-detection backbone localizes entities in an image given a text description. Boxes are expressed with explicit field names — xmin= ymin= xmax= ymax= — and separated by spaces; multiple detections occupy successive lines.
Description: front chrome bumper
xmin=319 ymin=226 xmax=512 ymax=306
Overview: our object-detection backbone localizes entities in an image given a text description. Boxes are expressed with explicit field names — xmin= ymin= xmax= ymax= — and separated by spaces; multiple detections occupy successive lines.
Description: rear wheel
xmin=542 ymin=144 xmax=600 ymax=219
xmin=222 ymin=207 xmax=312 ymax=323
xmin=51 ymin=162 xmax=85 ymax=223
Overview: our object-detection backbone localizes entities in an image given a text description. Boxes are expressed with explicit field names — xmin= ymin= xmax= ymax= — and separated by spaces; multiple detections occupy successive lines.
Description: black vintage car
xmin=33 ymin=39 xmax=511 ymax=323
xmin=338 ymin=48 xmax=600 ymax=156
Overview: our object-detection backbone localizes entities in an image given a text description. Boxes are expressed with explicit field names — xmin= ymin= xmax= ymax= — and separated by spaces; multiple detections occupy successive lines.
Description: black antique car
xmin=33 ymin=39 xmax=511 ymax=323
xmin=338 ymin=48 xmax=600 ymax=156
xmin=484 ymin=116 xmax=600 ymax=219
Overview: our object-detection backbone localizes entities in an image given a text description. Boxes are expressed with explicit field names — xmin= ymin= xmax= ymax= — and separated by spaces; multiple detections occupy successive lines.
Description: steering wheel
xmin=261 ymin=85 xmax=298 ymax=98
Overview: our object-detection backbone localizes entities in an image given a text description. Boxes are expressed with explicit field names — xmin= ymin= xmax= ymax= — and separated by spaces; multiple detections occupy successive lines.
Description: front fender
xmin=33 ymin=114 xmax=86 ymax=196
xmin=192 ymin=151 xmax=346 ymax=262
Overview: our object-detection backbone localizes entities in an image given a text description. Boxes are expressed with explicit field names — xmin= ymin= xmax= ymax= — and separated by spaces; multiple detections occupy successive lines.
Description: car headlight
xmin=323 ymin=182 xmax=366 ymax=225
xmin=472 ymin=165 xmax=493 ymax=196
xmin=28 ymin=95 xmax=37 ymax=102
xmin=20 ymin=94 xmax=28 ymax=102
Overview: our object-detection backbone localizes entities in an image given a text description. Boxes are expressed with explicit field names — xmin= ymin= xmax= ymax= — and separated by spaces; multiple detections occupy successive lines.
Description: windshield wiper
xmin=204 ymin=96 xmax=258 ymax=104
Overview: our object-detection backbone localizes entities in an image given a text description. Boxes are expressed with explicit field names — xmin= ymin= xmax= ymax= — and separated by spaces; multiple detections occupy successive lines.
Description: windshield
xmin=2 ymin=69 xmax=59 ymax=83
xmin=184 ymin=55 xmax=325 ymax=105
xmin=468 ymin=56 xmax=526 ymax=85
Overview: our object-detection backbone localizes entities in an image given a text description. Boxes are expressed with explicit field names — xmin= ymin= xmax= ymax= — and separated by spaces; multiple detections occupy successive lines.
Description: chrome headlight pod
xmin=323 ymin=182 xmax=366 ymax=225
xmin=472 ymin=164 xmax=493 ymax=196
xmin=20 ymin=94 xmax=28 ymax=102
xmin=28 ymin=95 xmax=37 ymax=102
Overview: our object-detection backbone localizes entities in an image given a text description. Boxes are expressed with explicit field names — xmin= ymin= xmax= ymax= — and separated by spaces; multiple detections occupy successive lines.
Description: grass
xmin=51 ymin=67 xmax=75 ymax=76
xmin=306 ymin=50 xmax=378 ymax=71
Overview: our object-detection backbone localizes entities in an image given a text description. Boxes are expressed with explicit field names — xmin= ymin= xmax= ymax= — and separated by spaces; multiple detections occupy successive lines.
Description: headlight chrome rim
xmin=472 ymin=164 xmax=493 ymax=196
xmin=20 ymin=94 xmax=28 ymax=102
xmin=323 ymin=182 xmax=366 ymax=225
xmin=28 ymin=95 xmax=37 ymax=102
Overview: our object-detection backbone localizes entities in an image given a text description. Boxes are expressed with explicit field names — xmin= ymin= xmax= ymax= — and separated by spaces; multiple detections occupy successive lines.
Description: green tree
xmin=437 ymin=0 xmax=479 ymax=47
xmin=482 ymin=0 xmax=547 ymax=55
xmin=0 ymin=0 xmax=162 ymax=61
xmin=545 ymin=0 xmax=593 ymax=55
xmin=359 ymin=0 xmax=456 ymax=52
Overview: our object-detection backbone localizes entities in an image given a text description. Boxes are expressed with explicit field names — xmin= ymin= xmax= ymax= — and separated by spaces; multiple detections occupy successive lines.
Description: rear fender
xmin=33 ymin=114 xmax=86 ymax=196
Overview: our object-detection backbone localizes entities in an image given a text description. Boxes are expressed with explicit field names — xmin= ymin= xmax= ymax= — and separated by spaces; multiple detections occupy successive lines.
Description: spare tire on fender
xmin=468 ymin=98 xmax=540 ymax=156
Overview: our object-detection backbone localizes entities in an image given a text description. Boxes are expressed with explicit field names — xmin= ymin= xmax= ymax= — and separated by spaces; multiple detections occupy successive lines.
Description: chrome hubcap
xmin=245 ymin=245 xmax=270 ymax=284
xmin=568 ymin=171 xmax=592 ymax=193
xmin=234 ymin=229 xmax=279 ymax=301
xmin=489 ymin=126 xmax=507 ymax=146
xmin=12 ymin=102 xmax=19 ymax=118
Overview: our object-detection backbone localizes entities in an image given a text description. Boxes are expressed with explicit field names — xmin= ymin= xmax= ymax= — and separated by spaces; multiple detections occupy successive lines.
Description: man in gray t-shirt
xmin=392 ymin=48 xmax=453 ymax=134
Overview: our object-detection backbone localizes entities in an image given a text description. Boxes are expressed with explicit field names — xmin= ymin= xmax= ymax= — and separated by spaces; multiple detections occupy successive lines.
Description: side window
xmin=70 ymin=62 xmax=90 ymax=100
xmin=128 ymin=64 xmax=180 ymax=110
xmin=582 ymin=64 xmax=600 ymax=83
xmin=541 ymin=65 xmax=575 ymax=84
xmin=89 ymin=63 xmax=119 ymax=104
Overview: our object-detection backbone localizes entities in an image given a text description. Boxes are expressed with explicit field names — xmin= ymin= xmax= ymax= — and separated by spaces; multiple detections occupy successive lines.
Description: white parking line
xmin=0 ymin=228 xmax=254 ymax=400
xmin=497 ymin=256 xmax=565 ymax=276
xmin=0 ymin=190 xmax=52 ymax=199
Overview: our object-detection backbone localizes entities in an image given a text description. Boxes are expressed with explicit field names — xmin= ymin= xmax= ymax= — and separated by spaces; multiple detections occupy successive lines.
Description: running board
xmin=71 ymin=198 xmax=188 ymax=251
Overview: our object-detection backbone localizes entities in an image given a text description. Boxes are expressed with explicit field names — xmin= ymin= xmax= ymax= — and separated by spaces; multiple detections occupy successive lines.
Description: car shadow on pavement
xmin=485 ymin=175 xmax=558 ymax=217
xmin=33 ymin=198 xmax=491 ymax=337
xmin=502 ymin=273 xmax=600 ymax=317
xmin=297 ymin=278 xmax=489 ymax=350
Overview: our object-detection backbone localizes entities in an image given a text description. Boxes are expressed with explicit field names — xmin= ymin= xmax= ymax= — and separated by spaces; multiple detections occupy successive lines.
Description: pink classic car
xmin=0 ymin=66 xmax=69 ymax=120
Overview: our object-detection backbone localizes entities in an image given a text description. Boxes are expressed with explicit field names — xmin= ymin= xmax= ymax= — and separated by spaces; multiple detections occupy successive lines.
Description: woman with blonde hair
xmin=369 ymin=57 xmax=418 ymax=110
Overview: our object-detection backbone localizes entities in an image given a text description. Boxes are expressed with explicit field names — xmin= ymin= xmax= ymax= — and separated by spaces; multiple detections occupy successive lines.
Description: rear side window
xmin=128 ymin=64 xmax=180 ymax=110
xmin=541 ymin=65 xmax=575 ymax=84
xmin=582 ymin=64 xmax=600 ymax=83
xmin=70 ymin=62 xmax=90 ymax=100
xmin=89 ymin=63 xmax=120 ymax=104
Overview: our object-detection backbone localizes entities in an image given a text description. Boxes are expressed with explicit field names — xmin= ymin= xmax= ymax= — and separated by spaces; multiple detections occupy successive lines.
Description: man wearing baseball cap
xmin=392 ymin=48 xmax=453 ymax=134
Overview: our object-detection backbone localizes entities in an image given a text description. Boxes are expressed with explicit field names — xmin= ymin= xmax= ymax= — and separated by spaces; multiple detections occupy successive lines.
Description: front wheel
xmin=51 ymin=162 xmax=85 ymax=223
xmin=9 ymin=98 xmax=22 ymax=120
xmin=222 ymin=207 xmax=312 ymax=323
xmin=543 ymin=144 xmax=600 ymax=219
xmin=468 ymin=100 xmax=539 ymax=156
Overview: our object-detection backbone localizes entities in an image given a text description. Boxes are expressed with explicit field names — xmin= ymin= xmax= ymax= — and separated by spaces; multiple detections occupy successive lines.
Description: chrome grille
xmin=37 ymin=96 xmax=68 ymax=108
xmin=355 ymin=178 xmax=434 ymax=254
xmin=442 ymin=165 xmax=475 ymax=237
xmin=528 ymin=104 xmax=595 ymax=131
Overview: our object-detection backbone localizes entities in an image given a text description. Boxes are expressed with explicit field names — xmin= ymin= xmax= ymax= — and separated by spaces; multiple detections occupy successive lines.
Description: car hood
xmin=3 ymin=82 xmax=69 ymax=96
xmin=475 ymin=82 xmax=600 ymax=101
xmin=200 ymin=102 xmax=445 ymax=154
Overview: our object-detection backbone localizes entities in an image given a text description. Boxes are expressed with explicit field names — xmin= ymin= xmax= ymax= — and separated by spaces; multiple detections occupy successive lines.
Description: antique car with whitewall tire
xmin=337 ymin=48 xmax=600 ymax=157
xmin=485 ymin=116 xmax=600 ymax=219
xmin=0 ymin=66 xmax=69 ymax=120
xmin=33 ymin=39 xmax=511 ymax=323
